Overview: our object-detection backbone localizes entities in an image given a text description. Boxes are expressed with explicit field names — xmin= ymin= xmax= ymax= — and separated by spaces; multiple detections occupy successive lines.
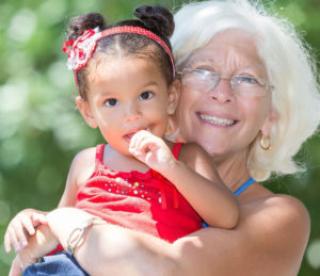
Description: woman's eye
xmin=235 ymin=76 xmax=259 ymax=85
xmin=139 ymin=91 xmax=154 ymax=100
xmin=105 ymin=98 xmax=118 ymax=107
xmin=193 ymin=68 xmax=218 ymax=80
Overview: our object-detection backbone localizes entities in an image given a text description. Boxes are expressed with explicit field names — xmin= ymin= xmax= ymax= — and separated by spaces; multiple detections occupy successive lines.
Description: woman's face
xmin=175 ymin=29 xmax=273 ymax=161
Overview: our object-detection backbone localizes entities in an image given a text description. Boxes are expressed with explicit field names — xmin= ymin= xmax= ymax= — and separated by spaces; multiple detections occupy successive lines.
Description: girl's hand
xmin=4 ymin=209 xmax=48 ymax=253
xmin=129 ymin=130 xmax=177 ymax=174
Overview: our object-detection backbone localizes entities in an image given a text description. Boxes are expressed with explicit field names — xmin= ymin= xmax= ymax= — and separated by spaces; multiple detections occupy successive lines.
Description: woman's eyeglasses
xmin=177 ymin=68 xmax=274 ymax=97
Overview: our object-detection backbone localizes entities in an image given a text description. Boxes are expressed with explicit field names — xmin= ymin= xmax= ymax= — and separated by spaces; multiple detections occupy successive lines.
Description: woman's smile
xmin=196 ymin=112 xmax=238 ymax=128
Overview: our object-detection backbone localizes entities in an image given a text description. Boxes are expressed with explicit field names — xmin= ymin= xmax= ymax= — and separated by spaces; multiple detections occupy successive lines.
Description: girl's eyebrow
xmin=142 ymin=81 xmax=159 ymax=87
xmin=94 ymin=89 xmax=117 ymax=98
xmin=94 ymin=80 xmax=160 ymax=97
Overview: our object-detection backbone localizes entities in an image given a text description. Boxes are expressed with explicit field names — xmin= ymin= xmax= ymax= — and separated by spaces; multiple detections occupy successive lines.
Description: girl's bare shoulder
xmin=69 ymin=146 xmax=97 ymax=187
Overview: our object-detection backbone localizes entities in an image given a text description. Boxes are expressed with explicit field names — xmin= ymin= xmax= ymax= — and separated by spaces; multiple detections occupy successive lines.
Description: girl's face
xmin=175 ymin=29 xmax=274 ymax=162
xmin=77 ymin=55 xmax=178 ymax=156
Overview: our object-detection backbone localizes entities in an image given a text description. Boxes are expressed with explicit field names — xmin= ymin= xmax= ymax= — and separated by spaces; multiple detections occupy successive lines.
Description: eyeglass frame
xmin=176 ymin=67 xmax=274 ymax=97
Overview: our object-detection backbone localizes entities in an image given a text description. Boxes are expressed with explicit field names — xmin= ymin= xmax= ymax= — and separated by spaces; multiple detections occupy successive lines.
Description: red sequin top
xmin=74 ymin=143 xmax=202 ymax=243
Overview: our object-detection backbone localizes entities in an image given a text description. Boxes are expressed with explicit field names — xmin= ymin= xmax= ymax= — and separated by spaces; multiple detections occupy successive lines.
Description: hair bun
xmin=67 ymin=13 xmax=106 ymax=40
xmin=134 ymin=5 xmax=174 ymax=38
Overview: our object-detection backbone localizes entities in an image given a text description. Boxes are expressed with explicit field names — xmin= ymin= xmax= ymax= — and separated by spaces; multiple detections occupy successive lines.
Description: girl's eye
xmin=139 ymin=91 xmax=154 ymax=100
xmin=105 ymin=98 xmax=118 ymax=107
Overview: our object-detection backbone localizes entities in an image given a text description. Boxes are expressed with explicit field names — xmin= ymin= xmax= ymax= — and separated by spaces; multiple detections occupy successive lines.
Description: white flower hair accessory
xmin=62 ymin=27 xmax=101 ymax=72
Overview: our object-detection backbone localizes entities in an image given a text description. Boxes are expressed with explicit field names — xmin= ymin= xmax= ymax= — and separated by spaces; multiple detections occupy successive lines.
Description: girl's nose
xmin=124 ymin=103 xmax=141 ymax=121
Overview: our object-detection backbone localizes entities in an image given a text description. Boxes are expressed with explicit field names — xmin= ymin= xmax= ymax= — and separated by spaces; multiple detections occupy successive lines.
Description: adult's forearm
xmin=46 ymin=208 xmax=178 ymax=275
xmin=75 ymin=224 xmax=178 ymax=276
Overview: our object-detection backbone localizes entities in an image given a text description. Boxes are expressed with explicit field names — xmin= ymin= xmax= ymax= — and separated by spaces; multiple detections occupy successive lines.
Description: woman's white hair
xmin=172 ymin=0 xmax=320 ymax=181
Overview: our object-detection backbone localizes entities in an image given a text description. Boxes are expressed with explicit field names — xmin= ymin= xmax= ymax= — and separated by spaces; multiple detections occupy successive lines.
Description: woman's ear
xmin=260 ymin=107 xmax=278 ymax=137
xmin=75 ymin=96 xmax=98 ymax=128
xmin=167 ymin=79 xmax=181 ymax=115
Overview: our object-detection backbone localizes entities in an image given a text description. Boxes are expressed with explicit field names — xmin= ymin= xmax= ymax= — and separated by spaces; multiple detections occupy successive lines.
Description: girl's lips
xmin=196 ymin=112 xmax=238 ymax=127
xmin=123 ymin=128 xmax=150 ymax=142
xmin=124 ymin=133 xmax=135 ymax=142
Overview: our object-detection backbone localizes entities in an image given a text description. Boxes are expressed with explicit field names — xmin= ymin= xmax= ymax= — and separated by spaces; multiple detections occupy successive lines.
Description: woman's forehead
xmin=186 ymin=31 xmax=267 ymax=74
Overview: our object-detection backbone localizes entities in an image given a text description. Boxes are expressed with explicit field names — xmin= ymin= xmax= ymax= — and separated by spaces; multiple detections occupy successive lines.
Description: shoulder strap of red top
xmin=172 ymin=143 xmax=183 ymax=160
xmin=95 ymin=144 xmax=105 ymax=167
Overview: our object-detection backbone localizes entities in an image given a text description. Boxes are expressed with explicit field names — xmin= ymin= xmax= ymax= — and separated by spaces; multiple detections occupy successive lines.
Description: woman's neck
xmin=213 ymin=150 xmax=251 ymax=192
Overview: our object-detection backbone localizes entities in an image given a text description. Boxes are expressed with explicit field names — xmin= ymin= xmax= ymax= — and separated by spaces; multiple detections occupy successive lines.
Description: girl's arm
xmin=48 ymin=195 xmax=309 ymax=275
xmin=129 ymin=130 xmax=239 ymax=228
xmin=167 ymin=142 xmax=239 ymax=228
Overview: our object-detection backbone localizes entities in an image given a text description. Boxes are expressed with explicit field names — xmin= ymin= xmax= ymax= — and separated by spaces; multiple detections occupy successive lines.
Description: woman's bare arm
xmin=48 ymin=194 xmax=310 ymax=276
xmin=171 ymin=194 xmax=310 ymax=276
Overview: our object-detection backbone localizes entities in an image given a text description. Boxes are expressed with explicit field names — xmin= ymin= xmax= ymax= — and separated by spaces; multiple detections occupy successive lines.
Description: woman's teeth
xmin=199 ymin=114 xmax=235 ymax=126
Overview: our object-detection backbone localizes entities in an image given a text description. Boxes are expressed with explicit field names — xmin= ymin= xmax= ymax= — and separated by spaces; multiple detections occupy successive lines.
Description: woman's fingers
xmin=4 ymin=209 xmax=48 ymax=254
xmin=4 ymin=229 xmax=12 ymax=253
xmin=32 ymin=213 xmax=48 ymax=226
xmin=4 ymin=227 xmax=20 ymax=253
xmin=8 ymin=256 xmax=22 ymax=276
xmin=22 ymin=215 xmax=37 ymax=236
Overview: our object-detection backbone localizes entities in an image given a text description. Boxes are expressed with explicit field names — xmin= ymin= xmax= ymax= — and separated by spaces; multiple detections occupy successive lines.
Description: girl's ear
xmin=75 ymin=96 xmax=98 ymax=128
xmin=167 ymin=79 xmax=181 ymax=115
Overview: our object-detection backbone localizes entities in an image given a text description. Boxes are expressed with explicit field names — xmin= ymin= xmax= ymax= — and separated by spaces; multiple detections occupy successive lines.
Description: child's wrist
xmin=159 ymin=159 xmax=181 ymax=181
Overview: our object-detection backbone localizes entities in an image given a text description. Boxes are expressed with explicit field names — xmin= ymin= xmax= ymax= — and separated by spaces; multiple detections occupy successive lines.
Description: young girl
xmin=5 ymin=5 xmax=238 ymax=269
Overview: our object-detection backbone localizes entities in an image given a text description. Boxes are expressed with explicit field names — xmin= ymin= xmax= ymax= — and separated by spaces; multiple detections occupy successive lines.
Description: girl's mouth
xmin=123 ymin=128 xmax=150 ymax=142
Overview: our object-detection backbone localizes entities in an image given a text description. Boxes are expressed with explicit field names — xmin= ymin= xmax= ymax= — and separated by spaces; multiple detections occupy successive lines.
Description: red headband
xmin=62 ymin=26 xmax=175 ymax=78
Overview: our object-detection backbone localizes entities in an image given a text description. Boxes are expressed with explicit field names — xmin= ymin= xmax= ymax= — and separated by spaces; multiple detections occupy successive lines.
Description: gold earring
xmin=260 ymin=135 xmax=271 ymax=150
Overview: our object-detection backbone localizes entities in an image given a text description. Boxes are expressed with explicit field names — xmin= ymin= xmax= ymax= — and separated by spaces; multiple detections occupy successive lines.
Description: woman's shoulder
xmin=243 ymin=184 xmax=310 ymax=230
xmin=172 ymin=188 xmax=310 ymax=275
xmin=241 ymin=185 xmax=310 ymax=258
xmin=245 ymin=183 xmax=308 ymax=215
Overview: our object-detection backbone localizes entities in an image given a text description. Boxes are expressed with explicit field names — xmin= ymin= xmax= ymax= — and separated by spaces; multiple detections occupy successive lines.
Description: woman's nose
xmin=208 ymin=78 xmax=234 ymax=103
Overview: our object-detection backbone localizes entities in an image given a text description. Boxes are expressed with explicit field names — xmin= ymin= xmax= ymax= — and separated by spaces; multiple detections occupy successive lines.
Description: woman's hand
xmin=129 ymin=130 xmax=177 ymax=175
xmin=4 ymin=208 xmax=48 ymax=253
xmin=9 ymin=250 xmax=39 ymax=276
xmin=8 ymin=256 xmax=23 ymax=276
xmin=8 ymin=223 xmax=58 ymax=276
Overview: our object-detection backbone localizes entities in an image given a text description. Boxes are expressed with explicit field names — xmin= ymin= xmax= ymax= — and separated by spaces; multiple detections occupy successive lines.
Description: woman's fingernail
xmin=21 ymin=240 xmax=28 ymax=247
xmin=14 ymin=244 xmax=21 ymax=252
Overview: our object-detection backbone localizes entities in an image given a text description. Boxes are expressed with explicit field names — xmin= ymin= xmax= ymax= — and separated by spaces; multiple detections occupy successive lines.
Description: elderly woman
xmin=10 ymin=0 xmax=320 ymax=275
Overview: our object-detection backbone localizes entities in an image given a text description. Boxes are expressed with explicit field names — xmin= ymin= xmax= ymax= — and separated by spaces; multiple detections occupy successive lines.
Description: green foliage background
xmin=0 ymin=0 xmax=319 ymax=275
